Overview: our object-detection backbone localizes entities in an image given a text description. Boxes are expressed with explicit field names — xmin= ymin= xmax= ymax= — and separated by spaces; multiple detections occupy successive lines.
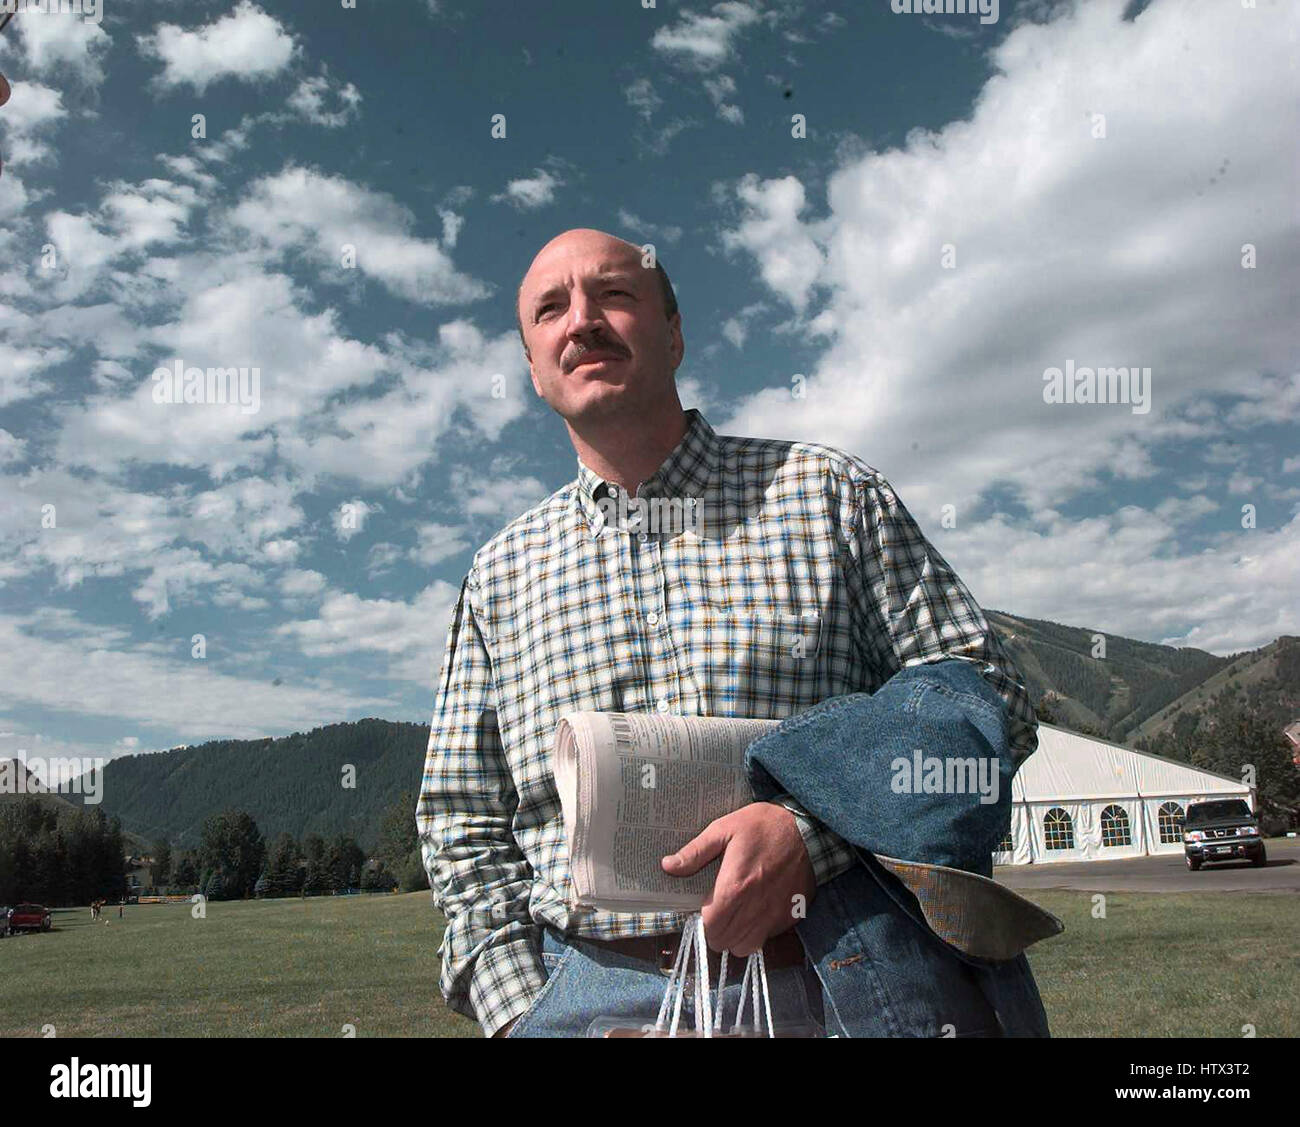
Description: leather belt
xmin=582 ymin=929 xmax=807 ymax=977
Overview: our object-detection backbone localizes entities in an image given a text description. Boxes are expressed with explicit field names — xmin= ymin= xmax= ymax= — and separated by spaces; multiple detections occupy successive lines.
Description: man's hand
xmin=660 ymin=802 xmax=815 ymax=955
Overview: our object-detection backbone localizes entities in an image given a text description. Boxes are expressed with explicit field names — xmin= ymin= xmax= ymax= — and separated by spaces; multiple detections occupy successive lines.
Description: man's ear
xmin=667 ymin=312 xmax=684 ymax=372
xmin=526 ymin=352 xmax=544 ymax=399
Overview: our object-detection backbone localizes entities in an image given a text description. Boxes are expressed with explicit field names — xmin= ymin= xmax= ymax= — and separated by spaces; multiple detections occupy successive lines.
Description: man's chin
xmin=561 ymin=383 xmax=634 ymax=422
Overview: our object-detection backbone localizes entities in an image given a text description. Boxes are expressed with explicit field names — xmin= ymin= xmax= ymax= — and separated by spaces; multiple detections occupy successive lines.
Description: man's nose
xmin=565 ymin=292 xmax=606 ymax=337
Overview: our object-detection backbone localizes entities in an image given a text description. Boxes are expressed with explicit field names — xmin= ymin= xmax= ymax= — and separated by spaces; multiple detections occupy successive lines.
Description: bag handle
xmin=654 ymin=913 xmax=774 ymax=1038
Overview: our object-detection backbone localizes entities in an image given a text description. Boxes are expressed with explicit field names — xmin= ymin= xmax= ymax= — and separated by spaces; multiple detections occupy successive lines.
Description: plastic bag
xmin=586 ymin=913 xmax=825 ymax=1037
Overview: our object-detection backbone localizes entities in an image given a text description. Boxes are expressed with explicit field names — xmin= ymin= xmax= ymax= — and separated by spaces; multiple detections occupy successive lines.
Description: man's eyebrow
xmin=530 ymin=270 xmax=640 ymax=308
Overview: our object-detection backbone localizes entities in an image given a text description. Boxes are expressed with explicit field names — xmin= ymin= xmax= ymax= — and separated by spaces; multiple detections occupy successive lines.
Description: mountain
xmin=985 ymin=610 xmax=1236 ymax=741
xmin=1128 ymin=635 xmax=1300 ymax=744
xmin=82 ymin=719 xmax=428 ymax=852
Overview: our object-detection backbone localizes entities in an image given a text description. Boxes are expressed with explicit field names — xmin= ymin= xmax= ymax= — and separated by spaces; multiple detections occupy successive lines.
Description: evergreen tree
xmin=151 ymin=839 xmax=172 ymax=888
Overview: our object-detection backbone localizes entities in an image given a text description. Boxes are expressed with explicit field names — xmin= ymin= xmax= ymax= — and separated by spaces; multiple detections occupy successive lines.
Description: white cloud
xmin=0 ymin=81 xmax=67 ymax=166
xmin=651 ymin=1 xmax=762 ymax=70
xmin=702 ymin=74 xmax=743 ymax=124
xmin=0 ymin=429 xmax=26 ymax=466
xmin=275 ymin=579 xmax=460 ymax=683
xmin=227 ymin=165 xmax=491 ymax=305
xmin=720 ymin=174 xmax=824 ymax=313
xmin=286 ymin=72 xmax=361 ymax=127
xmin=333 ymin=499 xmax=376 ymax=541
xmin=449 ymin=465 xmax=550 ymax=525
xmin=713 ymin=0 xmax=1298 ymax=651
xmin=616 ymin=209 xmax=684 ymax=245
xmin=137 ymin=0 xmax=298 ymax=94
xmin=943 ymin=508 xmax=1300 ymax=655
xmin=0 ymin=611 xmax=386 ymax=741
xmin=0 ymin=468 xmax=311 ymax=616
xmin=491 ymin=168 xmax=561 ymax=211
xmin=624 ymin=76 xmax=663 ymax=122
xmin=279 ymin=568 xmax=327 ymax=598
xmin=409 ymin=522 xmax=471 ymax=569
xmin=10 ymin=5 xmax=111 ymax=85
xmin=718 ymin=0 xmax=1296 ymax=516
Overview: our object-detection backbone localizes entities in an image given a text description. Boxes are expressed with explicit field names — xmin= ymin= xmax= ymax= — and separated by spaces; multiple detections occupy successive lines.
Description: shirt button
xmin=637 ymin=532 xmax=648 ymax=544
xmin=656 ymin=698 xmax=670 ymax=713
xmin=647 ymin=612 xmax=659 ymax=627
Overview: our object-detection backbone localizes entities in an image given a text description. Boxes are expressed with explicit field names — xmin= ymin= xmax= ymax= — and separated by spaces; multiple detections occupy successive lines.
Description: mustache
xmin=564 ymin=339 xmax=629 ymax=372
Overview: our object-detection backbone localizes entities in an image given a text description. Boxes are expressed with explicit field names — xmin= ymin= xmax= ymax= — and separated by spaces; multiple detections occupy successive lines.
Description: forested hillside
xmin=87 ymin=719 xmax=428 ymax=851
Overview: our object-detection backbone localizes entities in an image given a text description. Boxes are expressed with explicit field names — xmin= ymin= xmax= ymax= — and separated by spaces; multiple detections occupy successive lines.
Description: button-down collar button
xmin=647 ymin=611 xmax=659 ymax=627
xmin=656 ymin=697 xmax=671 ymax=713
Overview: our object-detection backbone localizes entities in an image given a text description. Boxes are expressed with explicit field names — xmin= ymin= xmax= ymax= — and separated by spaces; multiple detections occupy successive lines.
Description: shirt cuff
xmin=769 ymin=792 xmax=858 ymax=886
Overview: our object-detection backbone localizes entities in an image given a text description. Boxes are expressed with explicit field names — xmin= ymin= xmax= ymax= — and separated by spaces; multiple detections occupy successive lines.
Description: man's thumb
xmin=662 ymin=824 xmax=727 ymax=877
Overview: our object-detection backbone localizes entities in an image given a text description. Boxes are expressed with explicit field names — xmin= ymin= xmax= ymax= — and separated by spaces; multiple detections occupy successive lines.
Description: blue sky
xmin=0 ymin=0 xmax=1296 ymax=768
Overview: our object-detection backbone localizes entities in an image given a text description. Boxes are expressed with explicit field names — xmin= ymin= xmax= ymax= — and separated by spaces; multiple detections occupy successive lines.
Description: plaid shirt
xmin=417 ymin=408 xmax=1037 ymax=1036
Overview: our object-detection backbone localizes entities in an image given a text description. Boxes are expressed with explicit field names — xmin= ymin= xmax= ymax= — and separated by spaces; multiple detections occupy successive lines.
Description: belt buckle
xmin=658 ymin=943 xmax=679 ymax=977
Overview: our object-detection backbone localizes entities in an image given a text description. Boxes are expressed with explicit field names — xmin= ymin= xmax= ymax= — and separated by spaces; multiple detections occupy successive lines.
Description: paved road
xmin=995 ymin=837 xmax=1300 ymax=894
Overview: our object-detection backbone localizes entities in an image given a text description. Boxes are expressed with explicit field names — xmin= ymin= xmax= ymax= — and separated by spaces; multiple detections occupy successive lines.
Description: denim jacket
xmin=744 ymin=658 xmax=1062 ymax=1037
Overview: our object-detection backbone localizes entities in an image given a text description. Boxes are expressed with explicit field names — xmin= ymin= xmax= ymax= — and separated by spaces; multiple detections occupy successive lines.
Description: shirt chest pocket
xmin=688 ymin=607 xmax=823 ymax=717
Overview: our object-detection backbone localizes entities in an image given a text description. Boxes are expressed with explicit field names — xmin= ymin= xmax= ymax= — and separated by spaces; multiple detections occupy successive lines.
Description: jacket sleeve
xmin=416 ymin=573 xmax=546 ymax=1038
xmin=846 ymin=469 xmax=1038 ymax=764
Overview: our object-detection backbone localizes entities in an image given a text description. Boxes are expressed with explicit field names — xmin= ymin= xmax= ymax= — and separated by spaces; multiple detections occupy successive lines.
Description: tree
xmin=172 ymin=852 xmax=198 ymax=890
xmin=263 ymin=832 xmax=300 ymax=897
xmin=326 ymin=834 xmax=364 ymax=892
xmin=151 ymin=839 xmax=172 ymax=888
xmin=197 ymin=810 xmax=265 ymax=900
xmin=378 ymin=791 xmax=426 ymax=892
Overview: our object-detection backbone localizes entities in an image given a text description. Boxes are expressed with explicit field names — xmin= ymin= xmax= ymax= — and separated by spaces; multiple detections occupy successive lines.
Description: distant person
xmin=417 ymin=228 xmax=1049 ymax=1038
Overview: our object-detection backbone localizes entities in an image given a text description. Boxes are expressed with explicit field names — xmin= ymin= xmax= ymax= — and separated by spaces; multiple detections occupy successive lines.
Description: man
xmin=417 ymin=228 xmax=1045 ymax=1038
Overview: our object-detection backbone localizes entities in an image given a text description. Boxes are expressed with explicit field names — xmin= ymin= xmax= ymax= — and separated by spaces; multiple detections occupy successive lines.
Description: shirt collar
xmin=575 ymin=408 xmax=719 ymax=532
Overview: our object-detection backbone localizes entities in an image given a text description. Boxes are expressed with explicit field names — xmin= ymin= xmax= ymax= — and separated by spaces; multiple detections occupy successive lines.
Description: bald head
xmin=515 ymin=228 xmax=678 ymax=354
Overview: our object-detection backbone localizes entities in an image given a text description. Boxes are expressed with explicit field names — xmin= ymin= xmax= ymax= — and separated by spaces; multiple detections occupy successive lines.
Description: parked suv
xmin=7 ymin=903 xmax=52 ymax=931
xmin=1183 ymin=799 xmax=1266 ymax=870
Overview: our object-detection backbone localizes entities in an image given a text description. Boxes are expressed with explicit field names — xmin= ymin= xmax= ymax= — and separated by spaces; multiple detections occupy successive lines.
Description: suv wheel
xmin=1186 ymin=855 xmax=1201 ymax=871
xmin=1251 ymin=846 xmax=1267 ymax=868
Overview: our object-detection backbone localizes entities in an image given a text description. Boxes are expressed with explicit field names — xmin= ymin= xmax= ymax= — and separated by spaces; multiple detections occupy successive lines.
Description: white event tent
xmin=994 ymin=723 xmax=1254 ymax=865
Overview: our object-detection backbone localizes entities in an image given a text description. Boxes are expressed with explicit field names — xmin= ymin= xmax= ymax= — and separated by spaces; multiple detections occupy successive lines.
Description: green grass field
xmin=0 ymin=889 xmax=1295 ymax=1037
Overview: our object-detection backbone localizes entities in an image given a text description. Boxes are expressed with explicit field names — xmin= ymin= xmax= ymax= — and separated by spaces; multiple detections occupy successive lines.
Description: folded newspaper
xmin=553 ymin=709 xmax=1063 ymax=959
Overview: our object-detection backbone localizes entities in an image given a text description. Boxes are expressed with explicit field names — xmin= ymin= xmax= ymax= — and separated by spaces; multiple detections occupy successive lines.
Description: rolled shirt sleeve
xmin=416 ymin=572 xmax=547 ymax=1038
xmin=846 ymin=469 xmax=1039 ymax=764
xmin=769 ymin=791 xmax=859 ymax=886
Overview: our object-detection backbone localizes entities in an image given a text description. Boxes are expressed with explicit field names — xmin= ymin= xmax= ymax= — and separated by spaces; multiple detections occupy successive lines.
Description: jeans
xmin=505 ymin=923 xmax=1005 ymax=1037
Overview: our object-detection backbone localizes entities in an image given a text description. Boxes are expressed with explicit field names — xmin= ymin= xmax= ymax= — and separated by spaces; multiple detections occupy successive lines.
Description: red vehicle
xmin=7 ymin=903 xmax=52 ymax=932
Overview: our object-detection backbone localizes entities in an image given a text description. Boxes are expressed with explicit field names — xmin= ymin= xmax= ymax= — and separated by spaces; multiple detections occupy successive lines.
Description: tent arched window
xmin=1043 ymin=807 xmax=1074 ymax=850
xmin=995 ymin=826 xmax=1013 ymax=853
xmin=1157 ymin=801 xmax=1185 ymax=844
xmin=1100 ymin=804 xmax=1132 ymax=847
